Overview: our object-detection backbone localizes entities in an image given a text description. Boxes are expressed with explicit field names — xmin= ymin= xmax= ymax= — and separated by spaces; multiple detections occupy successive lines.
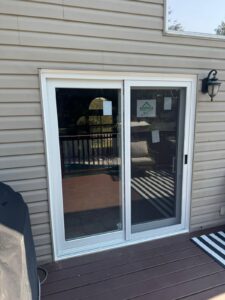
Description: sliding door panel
xmin=130 ymin=87 xmax=186 ymax=233
xmin=56 ymin=88 xmax=123 ymax=241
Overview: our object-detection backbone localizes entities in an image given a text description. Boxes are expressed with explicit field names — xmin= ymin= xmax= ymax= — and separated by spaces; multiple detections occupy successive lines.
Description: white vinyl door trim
xmin=40 ymin=70 xmax=196 ymax=261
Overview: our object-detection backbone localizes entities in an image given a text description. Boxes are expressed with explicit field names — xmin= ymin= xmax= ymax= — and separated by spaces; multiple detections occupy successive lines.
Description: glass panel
xmin=130 ymin=87 xmax=185 ymax=233
xmin=167 ymin=0 xmax=225 ymax=37
xmin=56 ymin=88 xmax=122 ymax=240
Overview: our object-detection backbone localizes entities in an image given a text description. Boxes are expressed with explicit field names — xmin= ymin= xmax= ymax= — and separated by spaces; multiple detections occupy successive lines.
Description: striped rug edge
xmin=191 ymin=231 xmax=225 ymax=268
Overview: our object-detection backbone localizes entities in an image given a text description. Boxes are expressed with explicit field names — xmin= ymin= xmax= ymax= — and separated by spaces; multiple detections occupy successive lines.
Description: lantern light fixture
xmin=202 ymin=69 xmax=221 ymax=101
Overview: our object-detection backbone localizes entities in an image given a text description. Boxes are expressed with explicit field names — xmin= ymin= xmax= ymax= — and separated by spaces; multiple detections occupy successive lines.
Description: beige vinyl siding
xmin=0 ymin=0 xmax=225 ymax=263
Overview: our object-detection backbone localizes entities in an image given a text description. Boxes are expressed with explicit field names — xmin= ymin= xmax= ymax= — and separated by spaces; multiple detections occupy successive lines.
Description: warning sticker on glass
xmin=137 ymin=99 xmax=156 ymax=118
xmin=152 ymin=130 xmax=160 ymax=143
xmin=164 ymin=97 xmax=172 ymax=110
xmin=103 ymin=101 xmax=112 ymax=116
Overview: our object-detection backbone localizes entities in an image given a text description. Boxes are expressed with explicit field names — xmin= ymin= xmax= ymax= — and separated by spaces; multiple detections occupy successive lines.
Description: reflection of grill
xmin=131 ymin=170 xmax=175 ymax=218
xmin=60 ymin=133 xmax=119 ymax=175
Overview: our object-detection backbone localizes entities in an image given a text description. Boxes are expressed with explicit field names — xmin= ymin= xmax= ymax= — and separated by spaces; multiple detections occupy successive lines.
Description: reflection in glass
xmin=56 ymin=88 xmax=122 ymax=240
xmin=130 ymin=88 xmax=185 ymax=233
xmin=167 ymin=0 xmax=225 ymax=37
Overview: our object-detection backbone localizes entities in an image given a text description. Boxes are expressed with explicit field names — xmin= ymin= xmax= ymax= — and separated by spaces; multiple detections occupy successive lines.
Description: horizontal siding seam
xmin=0 ymin=100 xmax=39 ymax=103
xmin=27 ymin=199 xmax=49 ymax=205
xmin=193 ymin=175 xmax=225 ymax=183
xmin=192 ymin=202 xmax=225 ymax=209
xmin=0 ymin=27 xmax=166 ymax=44
xmin=192 ymin=201 xmax=225 ymax=209
xmin=0 ymin=87 xmax=38 ymax=90
xmin=0 ymin=143 xmax=44 ymax=148
xmin=35 ymin=245 xmax=52 ymax=251
xmin=0 ymin=114 xmax=41 ymax=117
xmin=4 ymin=177 xmax=47 ymax=182
xmin=6 ymin=43 xmax=216 ymax=59
xmin=196 ymin=120 xmax=225 ymax=124
xmin=1 ymin=27 xmax=224 ymax=53
xmin=1 ymin=62 xmax=225 ymax=75
xmin=191 ymin=215 xmax=225 ymax=222
xmin=194 ymin=175 xmax=225 ymax=181
xmin=194 ymin=159 xmax=225 ymax=165
xmin=194 ymin=158 xmax=225 ymax=163
xmin=192 ymin=202 xmax=225 ymax=208
xmin=8 ymin=188 xmax=47 ymax=193
xmin=2 ymin=32 xmax=225 ymax=61
xmin=0 ymin=15 xmax=222 ymax=49
xmin=192 ymin=183 xmax=225 ymax=192
xmin=61 ymin=3 xmax=163 ymax=18
xmin=9 ymin=22 xmax=225 ymax=50
xmin=0 ymin=153 xmax=45 ymax=159
xmin=194 ymin=151 xmax=225 ymax=156
xmin=0 ymin=12 xmax=162 ymax=30
xmin=195 ymin=140 xmax=225 ymax=144
xmin=2 ymin=11 xmax=225 ymax=49
xmin=1 ymin=165 xmax=45 ymax=171
xmin=0 ymin=165 xmax=46 ymax=172
xmin=2 ymin=0 xmax=163 ymax=18
xmin=0 ymin=63 xmax=219 ymax=74
xmin=194 ymin=168 xmax=225 ymax=173
xmin=192 ymin=192 xmax=225 ymax=200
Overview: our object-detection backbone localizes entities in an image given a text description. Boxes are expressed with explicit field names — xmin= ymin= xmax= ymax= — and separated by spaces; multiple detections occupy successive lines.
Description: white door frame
xmin=40 ymin=70 xmax=196 ymax=261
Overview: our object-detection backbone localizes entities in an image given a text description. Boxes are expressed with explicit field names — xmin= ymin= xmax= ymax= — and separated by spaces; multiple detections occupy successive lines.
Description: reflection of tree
xmin=168 ymin=8 xmax=183 ymax=31
xmin=215 ymin=21 xmax=225 ymax=35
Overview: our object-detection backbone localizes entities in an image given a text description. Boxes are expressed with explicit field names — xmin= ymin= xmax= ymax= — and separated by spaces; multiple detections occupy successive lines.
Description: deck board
xmin=45 ymin=240 xmax=197 ymax=283
xmin=42 ymin=247 xmax=205 ymax=296
xmin=41 ymin=226 xmax=225 ymax=300
xmin=182 ymin=284 xmax=225 ymax=299
xmin=43 ymin=233 xmax=191 ymax=273
xmin=135 ymin=271 xmax=225 ymax=300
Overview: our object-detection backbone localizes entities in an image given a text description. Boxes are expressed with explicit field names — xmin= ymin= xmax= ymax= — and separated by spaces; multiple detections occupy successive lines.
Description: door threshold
xmin=55 ymin=225 xmax=189 ymax=261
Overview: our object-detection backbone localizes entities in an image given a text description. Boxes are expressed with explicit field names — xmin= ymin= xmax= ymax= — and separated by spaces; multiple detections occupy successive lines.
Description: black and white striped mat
xmin=192 ymin=231 xmax=225 ymax=267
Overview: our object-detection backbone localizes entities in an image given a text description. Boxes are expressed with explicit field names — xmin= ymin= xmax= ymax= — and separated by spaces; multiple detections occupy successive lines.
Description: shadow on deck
xmin=41 ymin=226 xmax=225 ymax=300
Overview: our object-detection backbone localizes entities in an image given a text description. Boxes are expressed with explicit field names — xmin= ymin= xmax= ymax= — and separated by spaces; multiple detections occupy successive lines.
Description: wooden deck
xmin=41 ymin=226 xmax=225 ymax=300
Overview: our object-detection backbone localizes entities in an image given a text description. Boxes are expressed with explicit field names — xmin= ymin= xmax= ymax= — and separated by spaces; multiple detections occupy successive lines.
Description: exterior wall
xmin=0 ymin=0 xmax=225 ymax=263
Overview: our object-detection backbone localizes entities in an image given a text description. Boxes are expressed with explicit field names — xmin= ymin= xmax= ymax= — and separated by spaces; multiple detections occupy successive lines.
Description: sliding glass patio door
xmin=43 ymin=73 xmax=194 ymax=259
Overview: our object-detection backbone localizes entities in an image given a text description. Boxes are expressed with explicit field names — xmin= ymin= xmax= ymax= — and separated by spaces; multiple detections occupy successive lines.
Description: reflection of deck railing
xmin=60 ymin=133 xmax=119 ymax=175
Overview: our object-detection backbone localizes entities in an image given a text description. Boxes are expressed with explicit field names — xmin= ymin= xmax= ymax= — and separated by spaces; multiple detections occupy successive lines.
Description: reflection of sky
xmin=168 ymin=0 xmax=225 ymax=34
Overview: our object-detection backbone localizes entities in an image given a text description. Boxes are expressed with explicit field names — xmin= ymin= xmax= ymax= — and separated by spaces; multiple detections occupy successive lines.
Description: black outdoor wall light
xmin=202 ymin=69 xmax=221 ymax=101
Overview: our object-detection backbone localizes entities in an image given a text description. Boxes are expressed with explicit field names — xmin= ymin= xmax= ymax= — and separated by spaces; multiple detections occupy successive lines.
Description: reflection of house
xmin=0 ymin=3 xmax=225 ymax=295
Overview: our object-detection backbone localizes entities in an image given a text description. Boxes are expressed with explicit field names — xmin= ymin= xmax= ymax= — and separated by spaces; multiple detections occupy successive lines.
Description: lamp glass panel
xmin=208 ymin=84 xmax=220 ymax=98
